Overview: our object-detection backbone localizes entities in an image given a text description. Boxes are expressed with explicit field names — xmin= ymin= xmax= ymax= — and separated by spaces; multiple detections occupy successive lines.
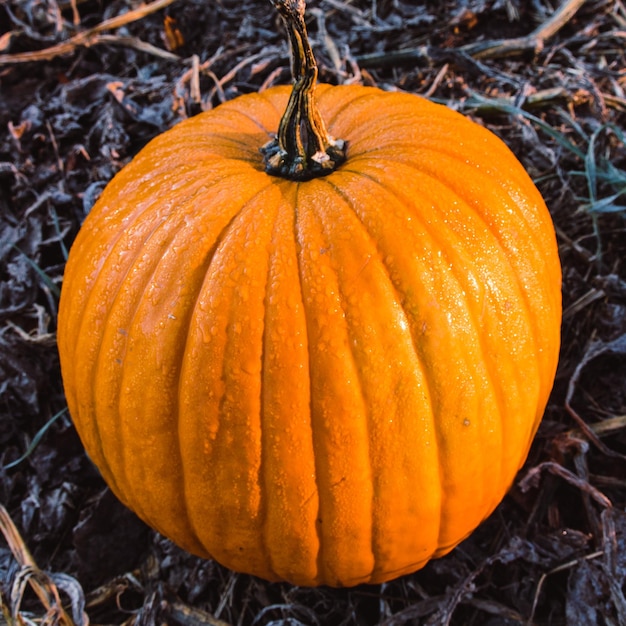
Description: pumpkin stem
xmin=262 ymin=0 xmax=346 ymax=181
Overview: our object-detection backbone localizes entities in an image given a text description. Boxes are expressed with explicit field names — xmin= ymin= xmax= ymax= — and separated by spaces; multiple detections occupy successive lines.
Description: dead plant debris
xmin=1 ymin=0 xmax=625 ymax=624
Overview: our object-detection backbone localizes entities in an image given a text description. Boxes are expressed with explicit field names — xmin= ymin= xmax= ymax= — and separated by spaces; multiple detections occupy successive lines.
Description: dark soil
xmin=1 ymin=0 xmax=625 ymax=624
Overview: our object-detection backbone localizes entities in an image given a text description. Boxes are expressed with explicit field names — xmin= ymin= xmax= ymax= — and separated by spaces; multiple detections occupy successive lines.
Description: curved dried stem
xmin=262 ymin=0 xmax=346 ymax=181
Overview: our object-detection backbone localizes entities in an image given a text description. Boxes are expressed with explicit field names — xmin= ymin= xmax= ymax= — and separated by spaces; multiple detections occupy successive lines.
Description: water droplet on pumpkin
xmin=346 ymin=293 xmax=359 ymax=307
xmin=238 ymin=285 xmax=250 ymax=302
xmin=241 ymin=358 xmax=260 ymax=375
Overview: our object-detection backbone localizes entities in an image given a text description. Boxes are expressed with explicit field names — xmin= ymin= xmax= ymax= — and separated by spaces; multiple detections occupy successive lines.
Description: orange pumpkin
xmin=57 ymin=0 xmax=561 ymax=587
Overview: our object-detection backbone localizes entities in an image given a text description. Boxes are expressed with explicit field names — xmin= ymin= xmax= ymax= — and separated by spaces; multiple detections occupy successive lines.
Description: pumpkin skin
xmin=57 ymin=84 xmax=561 ymax=587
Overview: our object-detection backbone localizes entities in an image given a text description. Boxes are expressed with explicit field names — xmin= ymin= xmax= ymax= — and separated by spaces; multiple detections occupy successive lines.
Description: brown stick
xmin=0 ymin=0 xmax=180 ymax=65
xmin=0 ymin=504 xmax=77 ymax=625
xmin=357 ymin=0 xmax=588 ymax=67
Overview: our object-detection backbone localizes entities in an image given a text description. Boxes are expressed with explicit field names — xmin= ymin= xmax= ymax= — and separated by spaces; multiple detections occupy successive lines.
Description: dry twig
xmin=0 ymin=504 xmax=87 ymax=626
xmin=519 ymin=462 xmax=613 ymax=509
xmin=357 ymin=0 xmax=588 ymax=67
xmin=460 ymin=0 xmax=588 ymax=58
xmin=527 ymin=550 xmax=605 ymax=625
xmin=0 ymin=0 xmax=180 ymax=65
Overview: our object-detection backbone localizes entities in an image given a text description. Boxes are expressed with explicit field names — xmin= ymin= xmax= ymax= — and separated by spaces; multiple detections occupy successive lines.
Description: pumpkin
xmin=57 ymin=0 xmax=561 ymax=587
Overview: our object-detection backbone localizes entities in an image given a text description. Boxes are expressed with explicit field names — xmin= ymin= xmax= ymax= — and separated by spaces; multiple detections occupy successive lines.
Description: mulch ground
xmin=1 ymin=0 xmax=626 ymax=624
